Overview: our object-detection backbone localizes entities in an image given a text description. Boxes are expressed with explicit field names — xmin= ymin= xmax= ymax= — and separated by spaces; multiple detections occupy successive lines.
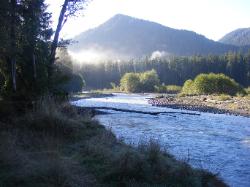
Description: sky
xmin=45 ymin=0 xmax=250 ymax=41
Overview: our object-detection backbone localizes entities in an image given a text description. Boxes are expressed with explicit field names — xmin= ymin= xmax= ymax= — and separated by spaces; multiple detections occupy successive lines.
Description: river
xmin=72 ymin=93 xmax=250 ymax=187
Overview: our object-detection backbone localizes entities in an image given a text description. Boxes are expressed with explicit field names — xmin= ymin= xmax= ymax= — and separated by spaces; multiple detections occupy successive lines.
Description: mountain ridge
xmin=70 ymin=14 xmax=248 ymax=59
xmin=219 ymin=28 xmax=250 ymax=46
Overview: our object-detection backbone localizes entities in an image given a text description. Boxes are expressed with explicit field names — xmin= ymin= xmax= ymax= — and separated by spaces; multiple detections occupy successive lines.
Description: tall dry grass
xmin=0 ymin=97 xmax=227 ymax=187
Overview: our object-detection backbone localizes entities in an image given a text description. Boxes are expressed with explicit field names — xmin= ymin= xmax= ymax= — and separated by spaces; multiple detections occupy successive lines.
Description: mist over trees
xmin=70 ymin=14 xmax=249 ymax=59
xmin=73 ymin=51 xmax=250 ymax=89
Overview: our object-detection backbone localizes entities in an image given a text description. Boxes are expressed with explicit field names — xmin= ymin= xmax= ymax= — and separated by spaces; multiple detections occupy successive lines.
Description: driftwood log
xmin=76 ymin=106 xmax=200 ymax=116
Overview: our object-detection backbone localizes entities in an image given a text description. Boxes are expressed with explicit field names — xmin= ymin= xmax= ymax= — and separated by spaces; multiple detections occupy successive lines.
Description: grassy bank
xmin=70 ymin=91 xmax=114 ymax=101
xmin=0 ymin=98 xmax=227 ymax=186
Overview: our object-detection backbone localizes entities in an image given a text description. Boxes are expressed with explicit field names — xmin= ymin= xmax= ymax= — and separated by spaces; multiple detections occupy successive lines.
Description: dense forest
xmin=0 ymin=0 xmax=85 ymax=100
xmin=72 ymin=51 xmax=250 ymax=89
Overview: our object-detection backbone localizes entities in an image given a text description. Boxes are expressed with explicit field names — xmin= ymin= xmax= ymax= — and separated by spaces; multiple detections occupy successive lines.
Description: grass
xmin=245 ymin=87 xmax=250 ymax=95
xmin=214 ymin=94 xmax=232 ymax=101
xmin=70 ymin=91 xmax=114 ymax=101
xmin=165 ymin=85 xmax=182 ymax=94
xmin=0 ymin=98 xmax=228 ymax=187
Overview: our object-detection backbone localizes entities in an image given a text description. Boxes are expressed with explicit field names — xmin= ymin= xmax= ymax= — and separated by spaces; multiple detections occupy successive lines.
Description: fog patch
xmin=68 ymin=46 xmax=131 ymax=65
xmin=150 ymin=51 xmax=170 ymax=60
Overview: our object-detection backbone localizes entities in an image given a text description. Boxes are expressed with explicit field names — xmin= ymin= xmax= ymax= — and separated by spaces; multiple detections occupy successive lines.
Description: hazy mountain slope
xmin=219 ymin=28 xmax=250 ymax=46
xmin=70 ymin=14 xmax=244 ymax=59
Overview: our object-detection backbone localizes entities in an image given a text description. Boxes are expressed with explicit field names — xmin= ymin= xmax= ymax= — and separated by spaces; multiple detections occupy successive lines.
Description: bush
xmin=181 ymin=73 xmax=245 ymax=96
xmin=139 ymin=70 xmax=160 ymax=92
xmin=109 ymin=82 xmax=120 ymax=92
xmin=54 ymin=64 xmax=85 ymax=93
xmin=155 ymin=84 xmax=182 ymax=94
xmin=120 ymin=70 xmax=160 ymax=92
xmin=120 ymin=73 xmax=141 ymax=92
xmin=181 ymin=79 xmax=196 ymax=95
xmin=61 ymin=74 xmax=85 ymax=93
xmin=245 ymin=87 xmax=250 ymax=95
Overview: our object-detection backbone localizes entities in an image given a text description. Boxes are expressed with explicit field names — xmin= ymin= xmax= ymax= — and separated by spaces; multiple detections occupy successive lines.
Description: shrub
xmin=181 ymin=79 xmax=196 ymax=95
xmin=139 ymin=70 xmax=160 ymax=92
xmin=181 ymin=73 xmax=245 ymax=96
xmin=109 ymin=82 xmax=120 ymax=91
xmin=120 ymin=73 xmax=141 ymax=92
xmin=120 ymin=70 xmax=160 ymax=93
xmin=166 ymin=85 xmax=182 ymax=94
xmin=245 ymin=87 xmax=250 ymax=95
xmin=155 ymin=84 xmax=182 ymax=94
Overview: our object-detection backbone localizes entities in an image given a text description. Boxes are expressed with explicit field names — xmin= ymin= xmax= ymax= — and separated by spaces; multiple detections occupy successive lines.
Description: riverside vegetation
xmin=117 ymin=70 xmax=247 ymax=97
xmin=96 ymin=71 xmax=250 ymax=116
xmin=0 ymin=98 xmax=227 ymax=187
xmin=73 ymin=52 xmax=250 ymax=89
xmin=181 ymin=73 xmax=246 ymax=96
xmin=0 ymin=1 xmax=247 ymax=186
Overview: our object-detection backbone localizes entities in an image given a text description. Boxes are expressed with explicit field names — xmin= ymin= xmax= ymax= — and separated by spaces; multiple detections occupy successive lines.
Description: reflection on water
xmin=72 ymin=93 xmax=250 ymax=187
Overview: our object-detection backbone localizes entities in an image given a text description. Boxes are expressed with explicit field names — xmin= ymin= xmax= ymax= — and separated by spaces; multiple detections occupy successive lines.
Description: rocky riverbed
xmin=148 ymin=95 xmax=250 ymax=117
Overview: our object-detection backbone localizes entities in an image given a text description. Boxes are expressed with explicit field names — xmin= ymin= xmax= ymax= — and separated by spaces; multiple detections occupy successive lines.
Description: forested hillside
xmin=219 ymin=28 xmax=250 ymax=46
xmin=70 ymin=14 xmax=248 ymax=59
xmin=74 ymin=52 xmax=250 ymax=89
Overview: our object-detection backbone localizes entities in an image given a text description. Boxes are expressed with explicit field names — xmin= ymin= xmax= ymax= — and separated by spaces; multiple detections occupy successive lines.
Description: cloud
xmin=150 ymin=51 xmax=169 ymax=60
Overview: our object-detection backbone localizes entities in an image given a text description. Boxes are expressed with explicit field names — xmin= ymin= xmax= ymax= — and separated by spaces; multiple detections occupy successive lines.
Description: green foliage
xmin=120 ymin=70 xmax=160 ymax=92
xmin=181 ymin=80 xmax=196 ymax=95
xmin=0 ymin=1 xmax=86 ymax=100
xmin=58 ymin=73 xmax=85 ymax=93
xmin=0 ymin=0 xmax=54 ymax=100
xmin=110 ymin=82 xmax=116 ymax=89
xmin=245 ymin=87 xmax=250 ymax=95
xmin=109 ymin=82 xmax=120 ymax=91
xmin=139 ymin=69 xmax=160 ymax=92
xmin=76 ymin=51 xmax=250 ymax=90
xmin=55 ymin=48 xmax=85 ymax=93
xmin=155 ymin=84 xmax=182 ymax=94
xmin=120 ymin=73 xmax=141 ymax=92
xmin=181 ymin=73 xmax=245 ymax=96
xmin=216 ymin=94 xmax=232 ymax=101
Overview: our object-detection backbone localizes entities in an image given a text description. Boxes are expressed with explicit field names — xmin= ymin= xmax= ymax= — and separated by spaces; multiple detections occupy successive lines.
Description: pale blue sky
xmin=46 ymin=0 xmax=250 ymax=41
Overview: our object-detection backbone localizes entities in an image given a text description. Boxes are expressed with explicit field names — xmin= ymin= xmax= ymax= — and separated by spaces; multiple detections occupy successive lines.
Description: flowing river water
xmin=72 ymin=93 xmax=250 ymax=187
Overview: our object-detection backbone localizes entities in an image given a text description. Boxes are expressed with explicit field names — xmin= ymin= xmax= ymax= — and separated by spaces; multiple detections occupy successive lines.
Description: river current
xmin=72 ymin=93 xmax=250 ymax=187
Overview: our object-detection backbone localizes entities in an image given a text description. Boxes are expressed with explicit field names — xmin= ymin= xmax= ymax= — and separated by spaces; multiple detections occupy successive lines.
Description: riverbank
xmin=0 ymin=99 xmax=227 ymax=186
xmin=149 ymin=94 xmax=250 ymax=117
xmin=70 ymin=91 xmax=114 ymax=101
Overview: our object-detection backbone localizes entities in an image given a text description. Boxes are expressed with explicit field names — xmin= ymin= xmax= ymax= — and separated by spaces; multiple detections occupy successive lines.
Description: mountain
xmin=219 ymin=28 xmax=250 ymax=46
xmin=70 ymin=14 xmax=246 ymax=59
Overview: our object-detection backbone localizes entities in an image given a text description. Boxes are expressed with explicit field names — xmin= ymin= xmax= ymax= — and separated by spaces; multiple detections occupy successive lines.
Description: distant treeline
xmin=75 ymin=51 xmax=250 ymax=89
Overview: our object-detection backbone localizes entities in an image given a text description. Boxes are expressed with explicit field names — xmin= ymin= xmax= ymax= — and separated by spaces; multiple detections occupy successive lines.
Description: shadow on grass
xmin=0 ymin=97 xmax=228 ymax=187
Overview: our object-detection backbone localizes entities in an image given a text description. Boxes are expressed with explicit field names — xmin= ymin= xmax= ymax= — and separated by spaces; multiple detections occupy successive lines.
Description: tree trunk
xmin=33 ymin=53 xmax=37 ymax=79
xmin=48 ymin=0 xmax=69 ymax=90
xmin=11 ymin=58 xmax=16 ymax=91
xmin=10 ymin=0 xmax=17 ymax=92
xmin=50 ymin=0 xmax=69 ymax=66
